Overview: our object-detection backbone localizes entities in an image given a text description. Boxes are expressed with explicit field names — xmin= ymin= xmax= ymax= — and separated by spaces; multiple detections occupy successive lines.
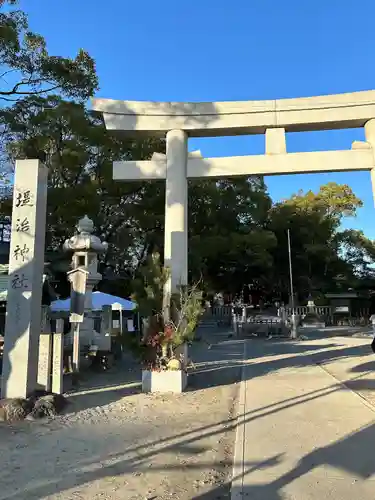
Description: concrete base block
xmin=300 ymin=322 xmax=326 ymax=329
xmin=142 ymin=369 xmax=187 ymax=393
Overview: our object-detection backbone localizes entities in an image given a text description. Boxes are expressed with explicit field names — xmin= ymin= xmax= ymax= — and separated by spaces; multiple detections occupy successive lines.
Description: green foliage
xmin=0 ymin=95 xmax=166 ymax=296
xmin=0 ymin=1 xmax=98 ymax=183
xmin=188 ymin=176 xmax=275 ymax=293
xmin=131 ymin=251 xmax=203 ymax=345
xmin=0 ymin=0 xmax=98 ymax=101
xmin=170 ymin=283 xmax=204 ymax=346
xmin=131 ymin=252 xmax=169 ymax=320
xmin=0 ymin=7 xmax=372 ymax=304
xmin=129 ymin=252 xmax=203 ymax=367
xmin=267 ymin=183 xmax=367 ymax=298
xmin=281 ymin=182 xmax=363 ymax=225
xmin=337 ymin=229 xmax=375 ymax=280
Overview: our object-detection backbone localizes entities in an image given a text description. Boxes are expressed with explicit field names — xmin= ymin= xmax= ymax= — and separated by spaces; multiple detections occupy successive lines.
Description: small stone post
xmin=232 ymin=306 xmax=238 ymax=336
xmin=307 ymin=294 xmax=315 ymax=313
xmin=100 ymin=305 xmax=112 ymax=352
xmin=241 ymin=306 xmax=247 ymax=324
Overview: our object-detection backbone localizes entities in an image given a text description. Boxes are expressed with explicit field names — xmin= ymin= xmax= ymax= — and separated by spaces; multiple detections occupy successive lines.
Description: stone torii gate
xmin=92 ymin=90 xmax=375 ymax=297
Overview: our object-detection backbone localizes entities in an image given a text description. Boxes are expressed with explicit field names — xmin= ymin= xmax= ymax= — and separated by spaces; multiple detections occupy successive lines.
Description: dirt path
xmin=0 ymin=329 xmax=244 ymax=500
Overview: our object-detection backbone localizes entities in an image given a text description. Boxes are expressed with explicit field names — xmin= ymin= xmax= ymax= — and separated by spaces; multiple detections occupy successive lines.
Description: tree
xmin=1 ymin=83 xmax=372 ymax=303
xmin=0 ymin=92 xmax=279 ymax=299
xmin=0 ymin=0 xmax=98 ymax=102
xmin=188 ymin=176 xmax=276 ymax=295
xmin=0 ymin=95 xmax=166 ymax=296
xmin=337 ymin=229 xmax=375 ymax=283
xmin=267 ymin=183 xmax=365 ymax=300
xmin=130 ymin=251 xmax=203 ymax=368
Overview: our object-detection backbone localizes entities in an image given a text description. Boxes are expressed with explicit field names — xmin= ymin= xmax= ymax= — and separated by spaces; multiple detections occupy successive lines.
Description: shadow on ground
xmin=1 ymin=329 xmax=375 ymax=499
xmin=63 ymin=355 xmax=142 ymax=413
xmin=189 ymin=327 xmax=373 ymax=391
xmin=64 ymin=326 xmax=374 ymax=404
xmin=195 ymin=421 xmax=375 ymax=499
xmin=188 ymin=329 xmax=244 ymax=391
xmin=5 ymin=373 xmax=375 ymax=500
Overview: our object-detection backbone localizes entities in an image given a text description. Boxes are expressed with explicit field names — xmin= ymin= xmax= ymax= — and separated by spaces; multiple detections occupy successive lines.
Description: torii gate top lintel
xmin=92 ymin=89 xmax=375 ymax=137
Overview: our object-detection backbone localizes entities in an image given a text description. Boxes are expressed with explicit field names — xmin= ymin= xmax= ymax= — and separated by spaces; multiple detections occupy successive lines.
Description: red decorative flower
xmin=146 ymin=332 xmax=161 ymax=347
xmin=163 ymin=323 xmax=174 ymax=339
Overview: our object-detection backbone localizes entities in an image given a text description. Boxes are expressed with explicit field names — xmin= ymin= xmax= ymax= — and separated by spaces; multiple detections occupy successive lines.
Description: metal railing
xmin=200 ymin=304 xmax=372 ymax=335
xmin=231 ymin=304 xmax=372 ymax=336
xmin=231 ymin=306 xmax=288 ymax=337
xmin=210 ymin=305 xmax=233 ymax=317
xmin=282 ymin=306 xmax=370 ymax=327
xmin=284 ymin=306 xmax=331 ymax=317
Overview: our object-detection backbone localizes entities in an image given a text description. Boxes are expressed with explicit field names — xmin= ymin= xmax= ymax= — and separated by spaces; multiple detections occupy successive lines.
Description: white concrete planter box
xmin=142 ymin=369 xmax=188 ymax=393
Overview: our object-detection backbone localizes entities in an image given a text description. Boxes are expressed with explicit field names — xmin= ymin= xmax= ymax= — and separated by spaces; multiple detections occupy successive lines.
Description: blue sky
xmin=19 ymin=0 xmax=375 ymax=237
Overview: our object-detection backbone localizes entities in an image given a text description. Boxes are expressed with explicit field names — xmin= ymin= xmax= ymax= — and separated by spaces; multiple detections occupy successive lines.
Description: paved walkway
xmin=232 ymin=336 xmax=375 ymax=499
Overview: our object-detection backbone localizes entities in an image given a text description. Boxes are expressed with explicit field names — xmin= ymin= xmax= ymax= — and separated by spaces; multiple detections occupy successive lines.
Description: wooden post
xmin=72 ymin=322 xmax=80 ymax=372
xmin=100 ymin=305 xmax=112 ymax=352
xmin=37 ymin=306 xmax=52 ymax=392
xmin=52 ymin=319 xmax=64 ymax=394
xmin=67 ymin=268 xmax=88 ymax=373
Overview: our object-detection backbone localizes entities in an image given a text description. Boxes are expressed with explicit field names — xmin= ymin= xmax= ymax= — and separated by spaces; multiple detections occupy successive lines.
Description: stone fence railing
xmin=284 ymin=306 xmax=332 ymax=317
xmin=203 ymin=304 xmax=371 ymax=330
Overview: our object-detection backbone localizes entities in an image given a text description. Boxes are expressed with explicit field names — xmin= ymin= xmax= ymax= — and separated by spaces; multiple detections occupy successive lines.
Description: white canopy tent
xmin=50 ymin=291 xmax=136 ymax=312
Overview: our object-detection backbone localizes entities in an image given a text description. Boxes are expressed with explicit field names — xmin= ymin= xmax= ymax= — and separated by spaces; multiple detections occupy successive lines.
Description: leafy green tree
xmin=0 ymin=95 xmax=165 ymax=295
xmin=188 ymin=176 xmax=276 ymax=294
xmin=1 ymin=74 xmax=373 ymax=303
xmin=0 ymin=0 xmax=98 ymax=181
xmin=0 ymin=0 xmax=98 ymax=102
xmin=0 ymin=90 xmax=278 ymax=300
xmin=130 ymin=251 xmax=203 ymax=367
xmin=131 ymin=252 xmax=168 ymax=321
xmin=337 ymin=229 xmax=375 ymax=282
xmin=268 ymin=183 xmax=365 ymax=300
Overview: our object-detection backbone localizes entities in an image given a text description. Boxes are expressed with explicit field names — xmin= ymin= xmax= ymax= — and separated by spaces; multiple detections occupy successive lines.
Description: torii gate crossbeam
xmin=92 ymin=90 xmax=375 ymax=298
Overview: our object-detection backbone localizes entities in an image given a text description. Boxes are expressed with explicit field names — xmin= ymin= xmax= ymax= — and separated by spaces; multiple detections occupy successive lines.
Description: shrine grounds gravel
xmin=0 ymin=328 xmax=244 ymax=500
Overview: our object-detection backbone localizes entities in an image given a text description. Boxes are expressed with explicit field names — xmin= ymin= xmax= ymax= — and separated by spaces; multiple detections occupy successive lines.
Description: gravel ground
xmin=0 ymin=328 xmax=244 ymax=500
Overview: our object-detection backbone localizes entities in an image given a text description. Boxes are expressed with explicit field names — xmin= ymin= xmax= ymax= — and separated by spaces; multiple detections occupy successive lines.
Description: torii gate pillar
xmin=164 ymin=129 xmax=188 ymax=296
xmin=364 ymin=119 xmax=375 ymax=207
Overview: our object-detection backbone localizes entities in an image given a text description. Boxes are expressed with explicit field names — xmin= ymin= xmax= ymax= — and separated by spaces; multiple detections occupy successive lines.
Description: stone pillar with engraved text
xmin=1 ymin=160 xmax=48 ymax=398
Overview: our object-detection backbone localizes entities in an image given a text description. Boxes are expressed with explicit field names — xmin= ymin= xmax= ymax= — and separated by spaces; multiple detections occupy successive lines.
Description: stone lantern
xmin=307 ymin=294 xmax=315 ymax=311
xmin=63 ymin=215 xmax=108 ymax=345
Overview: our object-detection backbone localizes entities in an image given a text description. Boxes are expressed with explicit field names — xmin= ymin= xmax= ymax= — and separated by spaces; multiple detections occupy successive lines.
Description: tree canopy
xmin=267 ymin=184 xmax=371 ymax=301
xmin=0 ymin=94 xmax=166 ymax=296
xmin=0 ymin=1 xmax=375 ymax=303
xmin=0 ymin=0 xmax=98 ymax=102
